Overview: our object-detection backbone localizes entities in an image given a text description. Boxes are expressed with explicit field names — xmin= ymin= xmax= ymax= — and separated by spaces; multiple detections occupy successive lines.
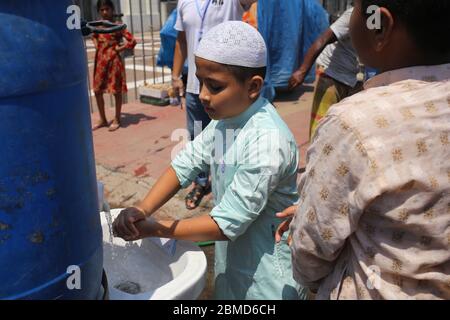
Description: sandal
xmin=108 ymin=121 xmax=121 ymax=132
xmin=92 ymin=120 xmax=109 ymax=131
xmin=185 ymin=183 xmax=211 ymax=210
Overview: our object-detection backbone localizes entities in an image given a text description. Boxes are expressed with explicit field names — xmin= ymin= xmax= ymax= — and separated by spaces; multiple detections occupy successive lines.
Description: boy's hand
xmin=275 ymin=205 xmax=298 ymax=244
xmin=112 ymin=206 xmax=147 ymax=241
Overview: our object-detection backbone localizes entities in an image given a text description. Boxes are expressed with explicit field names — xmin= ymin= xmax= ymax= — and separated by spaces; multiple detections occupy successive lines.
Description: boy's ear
xmin=373 ymin=7 xmax=395 ymax=52
xmin=248 ymin=75 xmax=264 ymax=100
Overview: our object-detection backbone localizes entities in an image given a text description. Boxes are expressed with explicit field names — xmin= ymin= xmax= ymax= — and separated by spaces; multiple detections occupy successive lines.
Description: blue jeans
xmin=185 ymin=92 xmax=211 ymax=187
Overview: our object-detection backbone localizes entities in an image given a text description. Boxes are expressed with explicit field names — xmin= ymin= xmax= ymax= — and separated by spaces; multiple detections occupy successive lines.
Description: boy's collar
xmin=364 ymin=63 xmax=450 ymax=89
xmin=221 ymin=96 xmax=267 ymax=126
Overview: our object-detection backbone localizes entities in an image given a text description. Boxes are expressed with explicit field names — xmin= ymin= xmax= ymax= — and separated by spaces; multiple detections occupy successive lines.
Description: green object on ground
xmin=196 ymin=241 xmax=215 ymax=247
xmin=140 ymin=96 xmax=170 ymax=106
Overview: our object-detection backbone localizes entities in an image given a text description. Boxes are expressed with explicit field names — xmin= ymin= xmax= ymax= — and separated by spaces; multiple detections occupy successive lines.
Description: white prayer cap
xmin=195 ymin=21 xmax=267 ymax=68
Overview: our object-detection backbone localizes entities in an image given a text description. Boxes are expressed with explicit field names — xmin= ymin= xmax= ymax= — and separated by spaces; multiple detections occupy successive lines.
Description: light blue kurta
xmin=172 ymin=97 xmax=307 ymax=300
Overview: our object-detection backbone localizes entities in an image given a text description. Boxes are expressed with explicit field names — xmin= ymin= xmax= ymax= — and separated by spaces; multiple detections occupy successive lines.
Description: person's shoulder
xmin=176 ymin=0 xmax=189 ymax=14
xmin=331 ymin=8 xmax=353 ymax=27
xmin=330 ymin=7 xmax=353 ymax=37
xmin=339 ymin=7 xmax=354 ymax=21
xmin=178 ymin=0 xmax=195 ymax=9
xmin=248 ymin=101 xmax=279 ymax=126
xmin=250 ymin=101 xmax=297 ymax=143
xmin=327 ymin=88 xmax=379 ymax=124
xmin=326 ymin=83 xmax=414 ymax=141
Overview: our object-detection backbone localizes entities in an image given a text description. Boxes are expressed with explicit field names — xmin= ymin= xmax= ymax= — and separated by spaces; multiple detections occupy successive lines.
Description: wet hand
xmin=112 ymin=206 xmax=147 ymax=241
xmin=275 ymin=205 xmax=298 ymax=244
xmin=288 ymin=70 xmax=305 ymax=91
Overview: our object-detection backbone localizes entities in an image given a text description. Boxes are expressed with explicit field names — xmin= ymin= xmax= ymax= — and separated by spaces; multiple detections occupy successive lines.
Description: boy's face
xmin=195 ymin=57 xmax=261 ymax=120
xmin=99 ymin=5 xmax=114 ymax=21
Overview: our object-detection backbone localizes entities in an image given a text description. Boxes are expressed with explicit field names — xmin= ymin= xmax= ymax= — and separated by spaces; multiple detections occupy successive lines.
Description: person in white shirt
xmin=288 ymin=7 xmax=363 ymax=139
xmin=172 ymin=0 xmax=257 ymax=210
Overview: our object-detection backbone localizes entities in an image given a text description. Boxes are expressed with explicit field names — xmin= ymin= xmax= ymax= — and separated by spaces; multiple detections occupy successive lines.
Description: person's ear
xmin=373 ymin=7 xmax=395 ymax=52
xmin=247 ymin=75 xmax=264 ymax=100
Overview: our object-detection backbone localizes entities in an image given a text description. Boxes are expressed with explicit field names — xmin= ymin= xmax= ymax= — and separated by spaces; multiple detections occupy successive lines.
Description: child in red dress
xmin=92 ymin=0 xmax=137 ymax=132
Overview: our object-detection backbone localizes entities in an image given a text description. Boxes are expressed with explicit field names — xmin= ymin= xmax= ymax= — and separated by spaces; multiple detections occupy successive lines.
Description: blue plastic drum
xmin=0 ymin=1 xmax=103 ymax=299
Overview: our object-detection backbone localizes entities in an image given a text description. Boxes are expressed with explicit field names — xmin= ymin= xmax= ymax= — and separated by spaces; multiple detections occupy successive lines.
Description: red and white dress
xmin=92 ymin=28 xmax=137 ymax=94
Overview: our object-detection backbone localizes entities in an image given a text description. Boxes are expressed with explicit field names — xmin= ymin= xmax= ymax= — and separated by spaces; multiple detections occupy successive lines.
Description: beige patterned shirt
xmin=290 ymin=63 xmax=450 ymax=300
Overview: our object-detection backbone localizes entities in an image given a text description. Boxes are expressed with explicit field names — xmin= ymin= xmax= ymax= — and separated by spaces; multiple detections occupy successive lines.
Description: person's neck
xmin=378 ymin=35 xmax=450 ymax=73
xmin=421 ymin=52 xmax=450 ymax=67
xmin=222 ymin=96 xmax=262 ymax=122
xmin=380 ymin=53 xmax=450 ymax=74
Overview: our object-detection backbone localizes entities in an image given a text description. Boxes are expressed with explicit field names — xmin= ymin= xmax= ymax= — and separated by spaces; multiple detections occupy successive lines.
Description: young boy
xmin=113 ymin=21 xmax=307 ymax=300
xmin=287 ymin=0 xmax=450 ymax=299
xmin=173 ymin=0 xmax=257 ymax=210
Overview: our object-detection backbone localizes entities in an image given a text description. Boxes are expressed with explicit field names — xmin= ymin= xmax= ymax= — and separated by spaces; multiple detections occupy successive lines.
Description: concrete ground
xmin=93 ymin=84 xmax=314 ymax=299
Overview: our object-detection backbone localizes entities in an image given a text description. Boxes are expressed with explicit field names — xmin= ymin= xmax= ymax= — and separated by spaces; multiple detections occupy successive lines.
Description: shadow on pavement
xmin=121 ymin=113 xmax=157 ymax=128
xmin=274 ymin=84 xmax=315 ymax=103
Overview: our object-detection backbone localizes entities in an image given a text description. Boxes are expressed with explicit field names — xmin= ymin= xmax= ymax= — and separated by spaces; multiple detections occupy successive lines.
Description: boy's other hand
xmin=288 ymin=70 xmax=306 ymax=91
xmin=275 ymin=205 xmax=298 ymax=244
xmin=112 ymin=206 xmax=147 ymax=241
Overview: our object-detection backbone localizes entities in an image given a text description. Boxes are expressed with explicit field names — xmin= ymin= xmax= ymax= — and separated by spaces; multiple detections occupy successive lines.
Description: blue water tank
xmin=0 ymin=1 xmax=103 ymax=299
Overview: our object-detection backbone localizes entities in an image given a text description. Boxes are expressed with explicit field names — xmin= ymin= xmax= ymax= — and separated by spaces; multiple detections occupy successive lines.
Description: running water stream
xmin=103 ymin=203 xmax=118 ymax=260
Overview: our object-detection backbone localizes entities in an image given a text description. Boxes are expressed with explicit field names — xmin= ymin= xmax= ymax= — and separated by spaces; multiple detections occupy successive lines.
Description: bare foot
xmin=108 ymin=120 xmax=121 ymax=132
xmin=93 ymin=120 xmax=109 ymax=131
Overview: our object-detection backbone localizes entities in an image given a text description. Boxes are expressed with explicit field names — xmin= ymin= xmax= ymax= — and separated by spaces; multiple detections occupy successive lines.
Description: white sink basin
xmin=100 ymin=209 xmax=207 ymax=300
